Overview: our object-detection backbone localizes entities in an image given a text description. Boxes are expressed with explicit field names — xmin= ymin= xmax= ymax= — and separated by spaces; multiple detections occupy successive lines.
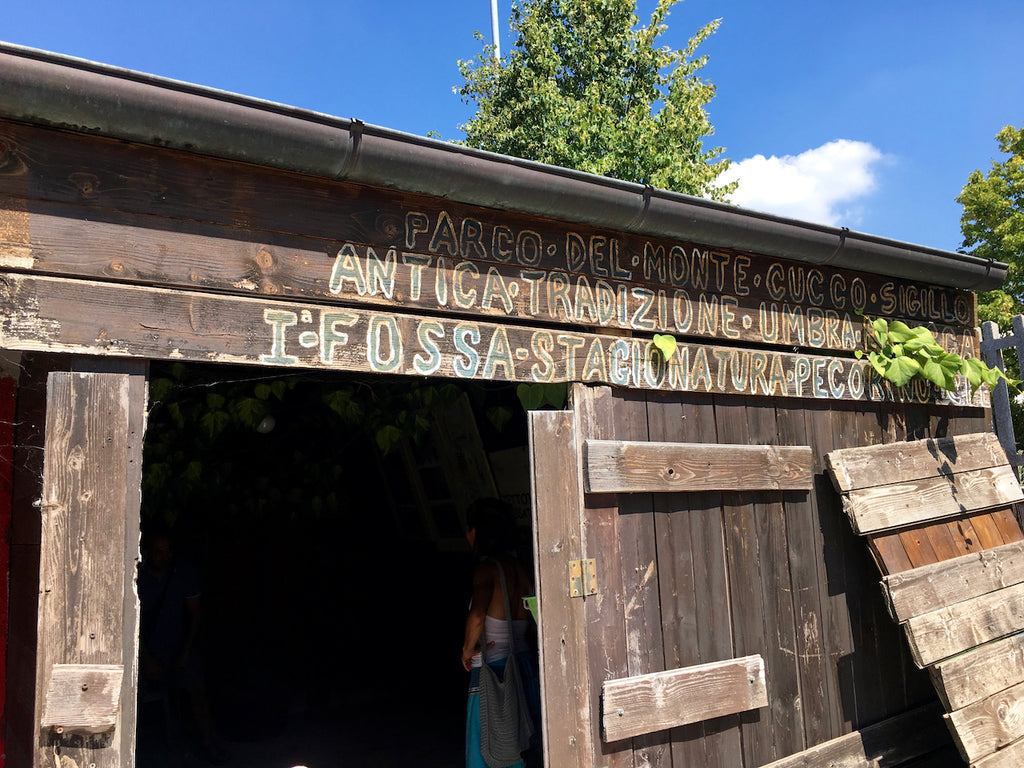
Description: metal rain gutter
xmin=0 ymin=42 xmax=1006 ymax=292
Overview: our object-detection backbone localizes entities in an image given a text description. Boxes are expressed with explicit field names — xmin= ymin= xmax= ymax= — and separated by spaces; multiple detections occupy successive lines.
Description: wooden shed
xmin=0 ymin=44 xmax=1013 ymax=767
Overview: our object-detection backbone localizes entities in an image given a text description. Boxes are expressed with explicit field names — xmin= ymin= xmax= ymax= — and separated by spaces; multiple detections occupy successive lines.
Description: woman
xmin=462 ymin=499 xmax=538 ymax=768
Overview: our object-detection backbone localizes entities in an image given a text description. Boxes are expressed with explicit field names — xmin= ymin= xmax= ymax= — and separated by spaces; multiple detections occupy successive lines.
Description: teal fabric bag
xmin=478 ymin=561 xmax=534 ymax=767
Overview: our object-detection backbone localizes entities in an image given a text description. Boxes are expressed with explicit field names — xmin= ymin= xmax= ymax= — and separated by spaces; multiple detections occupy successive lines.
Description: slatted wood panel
xmin=561 ymin=387 xmax=973 ymax=768
xmin=827 ymin=432 xmax=1024 ymax=767
xmin=584 ymin=440 xmax=813 ymax=492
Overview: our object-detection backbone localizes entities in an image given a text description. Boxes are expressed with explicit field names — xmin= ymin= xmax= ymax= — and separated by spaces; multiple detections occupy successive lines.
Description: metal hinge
xmin=569 ymin=559 xmax=598 ymax=598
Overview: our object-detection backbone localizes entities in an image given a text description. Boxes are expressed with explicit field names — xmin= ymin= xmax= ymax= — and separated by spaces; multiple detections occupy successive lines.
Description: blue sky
xmin=5 ymin=1 xmax=1023 ymax=255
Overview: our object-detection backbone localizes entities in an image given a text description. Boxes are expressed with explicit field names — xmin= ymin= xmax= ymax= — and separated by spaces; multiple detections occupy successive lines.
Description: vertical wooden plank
xmin=34 ymin=367 xmax=138 ymax=768
xmin=529 ymin=409 xmax=592 ymax=768
xmin=806 ymin=404 xmax=855 ymax=736
xmin=69 ymin=358 xmax=148 ymax=765
xmin=775 ymin=404 xmax=834 ymax=749
xmin=715 ymin=395 xmax=773 ymax=767
xmin=746 ymin=398 xmax=803 ymax=762
xmin=682 ymin=393 xmax=744 ymax=767
xmin=572 ymin=384 xmax=631 ymax=768
xmin=845 ymin=404 xmax=896 ymax=725
xmin=647 ymin=395 xmax=704 ymax=768
xmin=612 ymin=391 xmax=669 ymax=767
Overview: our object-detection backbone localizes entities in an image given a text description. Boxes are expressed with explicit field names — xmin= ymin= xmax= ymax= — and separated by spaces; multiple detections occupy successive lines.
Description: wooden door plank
xmin=840 ymin=465 xmax=1023 ymax=535
xmin=826 ymin=433 xmax=1009 ymax=492
xmin=646 ymin=395 xmax=707 ymax=767
xmin=571 ymin=384 xmax=631 ymax=768
xmin=747 ymin=398 xmax=804 ymax=760
xmin=583 ymin=440 xmax=813 ymax=493
xmin=610 ymin=390 xmax=671 ymax=767
xmin=806 ymin=404 xmax=855 ymax=736
xmin=755 ymin=703 xmax=950 ymax=768
xmin=868 ymin=531 xmax=915 ymax=575
xmin=904 ymin=581 xmax=1024 ymax=667
xmin=601 ymin=655 xmax=768 ymax=742
xmin=681 ymin=394 xmax=745 ymax=768
xmin=715 ymin=396 xmax=776 ymax=767
xmin=930 ymin=632 xmax=1024 ymax=711
xmin=972 ymin=735 xmax=1024 ymax=767
xmin=529 ymin=409 xmax=592 ymax=768
xmin=945 ymin=678 xmax=1024 ymax=763
xmin=882 ymin=540 xmax=1024 ymax=623
xmin=775 ymin=405 xmax=835 ymax=748
xmin=34 ymin=369 xmax=139 ymax=768
xmin=991 ymin=508 xmax=1024 ymax=543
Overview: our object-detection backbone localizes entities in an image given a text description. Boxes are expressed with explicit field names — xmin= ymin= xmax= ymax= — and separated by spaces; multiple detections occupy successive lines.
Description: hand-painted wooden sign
xmin=0 ymin=272 xmax=984 ymax=405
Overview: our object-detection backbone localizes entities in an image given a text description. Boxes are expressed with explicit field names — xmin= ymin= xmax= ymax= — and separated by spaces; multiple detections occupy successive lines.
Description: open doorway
xmin=134 ymin=362 xmax=536 ymax=767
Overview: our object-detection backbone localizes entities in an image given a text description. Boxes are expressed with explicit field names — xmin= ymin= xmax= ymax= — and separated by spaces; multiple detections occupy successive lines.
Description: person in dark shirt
xmin=138 ymin=530 xmax=228 ymax=765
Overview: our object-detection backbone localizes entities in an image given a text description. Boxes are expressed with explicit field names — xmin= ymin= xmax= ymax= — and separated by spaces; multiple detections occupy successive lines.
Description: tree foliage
xmin=958 ymin=123 xmax=1024 ymax=328
xmin=456 ymin=0 xmax=734 ymax=200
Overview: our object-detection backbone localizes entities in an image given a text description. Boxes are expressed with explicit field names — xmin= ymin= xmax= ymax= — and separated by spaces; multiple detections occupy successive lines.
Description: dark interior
xmin=134 ymin=362 xmax=534 ymax=767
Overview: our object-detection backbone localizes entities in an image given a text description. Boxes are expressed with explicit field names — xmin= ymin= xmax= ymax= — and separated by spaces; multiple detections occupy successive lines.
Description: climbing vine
xmin=858 ymin=317 xmax=1017 ymax=394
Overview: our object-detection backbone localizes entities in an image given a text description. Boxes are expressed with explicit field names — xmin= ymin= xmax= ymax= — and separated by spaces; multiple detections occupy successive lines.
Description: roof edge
xmin=0 ymin=42 xmax=1007 ymax=293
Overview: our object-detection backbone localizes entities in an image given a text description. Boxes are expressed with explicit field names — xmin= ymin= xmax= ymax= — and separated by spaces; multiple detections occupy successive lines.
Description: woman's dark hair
xmin=465 ymin=497 xmax=516 ymax=558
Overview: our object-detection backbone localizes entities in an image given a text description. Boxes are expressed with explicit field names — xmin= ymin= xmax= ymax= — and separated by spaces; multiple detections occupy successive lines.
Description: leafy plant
xmin=858 ymin=317 xmax=1017 ymax=393
xmin=516 ymin=382 xmax=567 ymax=410
xmin=653 ymin=333 xmax=678 ymax=361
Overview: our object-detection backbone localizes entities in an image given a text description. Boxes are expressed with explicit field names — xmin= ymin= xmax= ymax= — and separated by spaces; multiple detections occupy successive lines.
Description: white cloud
xmin=719 ymin=139 xmax=885 ymax=227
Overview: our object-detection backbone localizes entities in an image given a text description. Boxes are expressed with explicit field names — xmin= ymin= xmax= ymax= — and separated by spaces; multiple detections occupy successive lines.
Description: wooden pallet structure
xmin=826 ymin=432 xmax=1024 ymax=767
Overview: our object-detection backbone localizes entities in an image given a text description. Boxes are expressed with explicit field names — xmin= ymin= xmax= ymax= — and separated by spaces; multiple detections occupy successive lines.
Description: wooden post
xmin=33 ymin=360 xmax=147 ymax=768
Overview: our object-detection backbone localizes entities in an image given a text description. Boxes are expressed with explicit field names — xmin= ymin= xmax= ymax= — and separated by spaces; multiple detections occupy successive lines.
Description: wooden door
xmin=529 ymin=383 xmax=814 ymax=768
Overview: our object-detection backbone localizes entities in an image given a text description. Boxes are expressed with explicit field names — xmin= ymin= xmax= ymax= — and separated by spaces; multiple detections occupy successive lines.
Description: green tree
xmin=456 ymin=0 xmax=735 ymax=200
xmin=958 ymin=123 xmax=1024 ymax=328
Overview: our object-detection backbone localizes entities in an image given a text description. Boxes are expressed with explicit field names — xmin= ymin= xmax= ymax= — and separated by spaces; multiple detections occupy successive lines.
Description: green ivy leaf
xmin=884 ymin=355 xmax=921 ymax=388
xmin=375 ymin=425 xmax=403 ymax=454
xmin=653 ymin=334 xmax=678 ymax=361
xmin=541 ymin=382 xmax=567 ymax=408
xmin=517 ymin=383 xmax=545 ymax=411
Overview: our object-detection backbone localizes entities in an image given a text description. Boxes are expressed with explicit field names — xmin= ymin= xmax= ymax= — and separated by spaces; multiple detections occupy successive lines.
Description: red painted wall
xmin=0 ymin=373 xmax=15 ymax=765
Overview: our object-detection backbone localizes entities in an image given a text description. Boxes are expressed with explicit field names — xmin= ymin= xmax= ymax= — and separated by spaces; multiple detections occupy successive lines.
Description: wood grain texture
xmin=40 ymin=664 xmax=123 ymax=733
xmin=0 ymin=270 xmax=958 ymax=404
xmin=946 ymin=678 xmax=1024 ymax=763
xmin=0 ymin=120 xmax=980 ymax=339
xmin=583 ymin=439 xmax=813 ymax=492
xmin=755 ymin=703 xmax=950 ymax=768
xmin=971 ymin=736 xmax=1024 ymax=767
xmin=571 ymin=384 xmax=632 ymax=768
xmin=826 ymin=432 xmax=1009 ymax=493
xmin=904 ymin=581 xmax=1024 ymax=667
xmin=840 ymin=465 xmax=1023 ymax=535
xmin=883 ymin=540 xmax=1024 ymax=622
xmin=602 ymin=655 xmax=768 ymax=742
xmin=529 ymin=409 xmax=593 ymax=768
xmin=34 ymin=369 xmax=139 ymax=768
xmin=931 ymin=632 xmax=1024 ymax=711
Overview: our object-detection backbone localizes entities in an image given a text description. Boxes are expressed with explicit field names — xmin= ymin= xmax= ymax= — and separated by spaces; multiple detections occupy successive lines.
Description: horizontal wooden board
xmin=827 ymin=432 xmax=1010 ymax=493
xmin=946 ymin=678 xmax=1024 ymax=763
xmin=905 ymin=581 xmax=1024 ymax=667
xmin=584 ymin=440 xmax=813 ymax=492
xmin=972 ymin=736 xmax=1024 ymax=767
xmin=840 ymin=465 xmax=1023 ymax=535
xmin=600 ymin=655 xmax=767 ymax=742
xmin=931 ymin=633 xmax=1024 ymax=711
xmin=756 ymin=703 xmax=950 ymax=768
xmin=40 ymin=664 xmax=123 ymax=734
xmin=0 ymin=272 xmax=987 ymax=406
xmin=883 ymin=540 xmax=1024 ymax=622
xmin=0 ymin=121 xmax=979 ymax=330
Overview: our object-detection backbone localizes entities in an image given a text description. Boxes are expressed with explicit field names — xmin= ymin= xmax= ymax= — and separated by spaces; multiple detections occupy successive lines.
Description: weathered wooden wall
xmin=0 ymin=115 xmax=993 ymax=767
xmin=548 ymin=385 xmax=986 ymax=767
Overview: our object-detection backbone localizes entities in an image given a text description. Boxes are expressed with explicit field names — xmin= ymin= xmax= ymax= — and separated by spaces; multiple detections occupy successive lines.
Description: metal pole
xmin=490 ymin=0 xmax=501 ymax=60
